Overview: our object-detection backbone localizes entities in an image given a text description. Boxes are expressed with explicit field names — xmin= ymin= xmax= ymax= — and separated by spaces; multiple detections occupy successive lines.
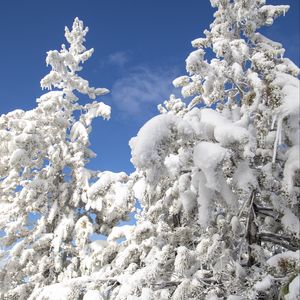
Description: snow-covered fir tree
xmin=0 ymin=18 xmax=134 ymax=299
xmin=125 ymin=0 xmax=299 ymax=298
xmin=122 ymin=1 xmax=300 ymax=298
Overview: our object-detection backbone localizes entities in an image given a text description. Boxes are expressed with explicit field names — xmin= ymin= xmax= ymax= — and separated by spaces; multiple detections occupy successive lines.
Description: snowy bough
xmin=0 ymin=0 xmax=300 ymax=299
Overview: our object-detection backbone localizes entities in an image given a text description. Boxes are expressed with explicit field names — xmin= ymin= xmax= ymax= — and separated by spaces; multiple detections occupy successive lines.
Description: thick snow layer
xmin=107 ymin=225 xmax=134 ymax=242
xmin=83 ymin=102 xmax=111 ymax=125
xmin=132 ymin=178 xmax=146 ymax=200
xmin=88 ymin=172 xmax=127 ymax=199
xmin=199 ymin=108 xmax=230 ymax=139
xmin=194 ymin=141 xmax=229 ymax=170
xmin=34 ymin=283 xmax=73 ymax=300
xmin=172 ymin=76 xmax=190 ymax=87
xmin=200 ymin=108 xmax=230 ymax=126
xmin=194 ymin=142 xmax=235 ymax=207
xmin=214 ymin=124 xmax=249 ymax=146
xmin=283 ymin=145 xmax=300 ymax=193
xmin=227 ymin=296 xmax=244 ymax=300
xmin=273 ymin=72 xmax=299 ymax=117
xmin=285 ymin=274 xmax=300 ymax=300
xmin=267 ymin=250 xmax=300 ymax=268
xmin=196 ymin=172 xmax=213 ymax=227
xmin=130 ymin=114 xmax=178 ymax=171
xmin=37 ymin=91 xmax=64 ymax=103
xmin=185 ymin=49 xmax=206 ymax=75
xmin=83 ymin=290 xmax=104 ymax=300
xmin=130 ymin=113 xmax=193 ymax=182
xmin=70 ymin=121 xmax=88 ymax=143
xmin=233 ymin=162 xmax=257 ymax=191
xmin=281 ymin=208 xmax=300 ymax=236
xmin=253 ymin=32 xmax=283 ymax=49
xmin=9 ymin=148 xmax=27 ymax=166
xmin=254 ymin=275 xmax=273 ymax=292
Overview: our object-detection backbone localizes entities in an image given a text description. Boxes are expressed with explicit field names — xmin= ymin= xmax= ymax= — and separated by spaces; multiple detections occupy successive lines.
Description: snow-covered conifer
xmin=0 ymin=18 xmax=133 ymax=299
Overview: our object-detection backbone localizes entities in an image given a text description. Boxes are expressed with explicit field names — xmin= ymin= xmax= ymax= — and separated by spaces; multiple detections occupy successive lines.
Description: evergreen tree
xmin=0 ymin=18 xmax=134 ymax=299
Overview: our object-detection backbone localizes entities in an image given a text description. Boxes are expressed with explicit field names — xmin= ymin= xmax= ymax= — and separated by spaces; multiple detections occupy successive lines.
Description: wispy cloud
xmin=107 ymin=51 xmax=131 ymax=67
xmin=109 ymin=65 xmax=180 ymax=117
xmin=97 ymin=51 xmax=131 ymax=72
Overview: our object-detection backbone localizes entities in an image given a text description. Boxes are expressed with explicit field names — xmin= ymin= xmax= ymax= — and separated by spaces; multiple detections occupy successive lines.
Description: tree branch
xmin=258 ymin=232 xmax=299 ymax=251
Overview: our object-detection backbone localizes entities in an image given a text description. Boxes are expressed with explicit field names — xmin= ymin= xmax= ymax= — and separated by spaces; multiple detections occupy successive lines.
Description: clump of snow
xmin=9 ymin=149 xmax=28 ymax=166
xmin=180 ymin=190 xmax=197 ymax=214
xmin=186 ymin=49 xmax=207 ymax=75
xmin=199 ymin=108 xmax=230 ymax=139
xmin=34 ymin=283 xmax=73 ymax=300
xmin=230 ymin=216 xmax=243 ymax=236
xmin=285 ymin=274 xmax=300 ymax=300
xmin=107 ymin=225 xmax=134 ymax=242
xmin=194 ymin=141 xmax=235 ymax=208
xmin=164 ymin=154 xmax=180 ymax=178
xmin=132 ymin=178 xmax=146 ymax=200
xmin=267 ymin=250 xmax=300 ymax=268
xmin=130 ymin=114 xmax=177 ymax=175
xmin=227 ymin=296 xmax=245 ymax=300
xmin=130 ymin=114 xmax=192 ymax=183
xmin=70 ymin=121 xmax=89 ymax=143
xmin=254 ymin=275 xmax=273 ymax=292
xmin=191 ymin=37 xmax=208 ymax=48
xmin=194 ymin=171 xmax=213 ymax=227
xmin=283 ymin=145 xmax=300 ymax=193
xmin=88 ymin=171 xmax=127 ymax=200
xmin=83 ymin=102 xmax=111 ymax=125
xmin=233 ymin=162 xmax=257 ymax=191
xmin=194 ymin=142 xmax=229 ymax=171
xmin=83 ymin=290 xmax=104 ymax=300
xmin=172 ymin=76 xmax=190 ymax=87
xmin=89 ymin=240 xmax=107 ymax=253
xmin=273 ymin=72 xmax=300 ymax=118
xmin=214 ymin=124 xmax=249 ymax=146
xmin=193 ymin=140 xmax=229 ymax=191
xmin=281 ymin=209 xmax=300 ymax=236
xmin=231 ymin=62 xmax=244 ymax=80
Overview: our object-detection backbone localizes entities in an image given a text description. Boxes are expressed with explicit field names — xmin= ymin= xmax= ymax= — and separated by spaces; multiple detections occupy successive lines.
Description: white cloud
xmin=109 ymin=65 xmax=180 ymax=117
xmin=107 ymin=51 xmax=130 ymax=67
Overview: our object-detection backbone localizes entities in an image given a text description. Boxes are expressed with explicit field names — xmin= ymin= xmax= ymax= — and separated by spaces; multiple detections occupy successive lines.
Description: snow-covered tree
xmin=0 ymin=18 xmax=134 ymax=299
xmin=42 ymin=1 xmax=299 ymax=299
xmin=1 ymin=1 xmax=299 ymax=299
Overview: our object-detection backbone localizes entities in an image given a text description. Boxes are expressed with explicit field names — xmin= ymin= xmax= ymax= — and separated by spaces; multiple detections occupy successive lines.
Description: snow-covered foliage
xmin=115 ymin=1 xmax=299 ymax=297
xmin=0 ymin=18 xmax=133 ymax=299
xmin=32 ymin=1 xmax=298 ymax=299
xmin=1 ymin=0 xmax=299 ymax=299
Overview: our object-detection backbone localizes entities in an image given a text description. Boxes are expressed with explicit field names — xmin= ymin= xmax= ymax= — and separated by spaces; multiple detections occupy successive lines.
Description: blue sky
xmin=0 ymin=0 xmax=299 ymax=175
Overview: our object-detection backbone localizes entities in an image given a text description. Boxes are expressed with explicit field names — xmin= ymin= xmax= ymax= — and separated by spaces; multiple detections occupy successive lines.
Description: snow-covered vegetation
xmin=0 ymin=0 xmax=299 ymax=299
